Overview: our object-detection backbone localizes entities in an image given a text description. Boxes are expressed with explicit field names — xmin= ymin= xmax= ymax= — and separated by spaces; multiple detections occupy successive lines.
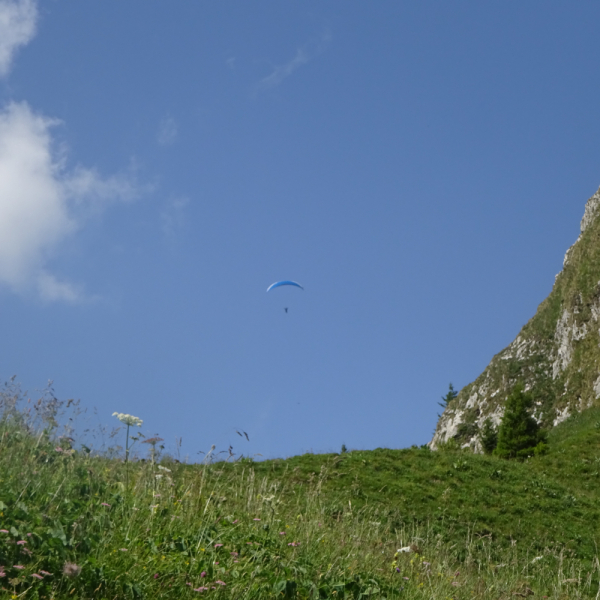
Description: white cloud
xmin=0 ymin=0 xmax=38 ymax=78
xmin=161 ymin=195 xmax=189 ymax=239
xmin=0 ymin=101 xmax=139 ymax=302
xmin=157 ymin=115 xmax=178 ymax=146
xmin=37 ymin=271 xmax=83 ymax=303
xmin=257 ymin=31 xmax=331 ymax=92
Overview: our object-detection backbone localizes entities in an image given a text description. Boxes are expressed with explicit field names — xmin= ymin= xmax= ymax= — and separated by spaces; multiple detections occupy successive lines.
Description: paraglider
xmin=266 ymin=280 xmax=304 ymax=292
xmin=267 ymin=280 xmax=303 ymax=313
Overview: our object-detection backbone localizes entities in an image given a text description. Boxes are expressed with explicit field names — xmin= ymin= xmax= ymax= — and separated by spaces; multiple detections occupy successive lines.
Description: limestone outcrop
xmin=430 ymin=187 xmax=600 ymax=450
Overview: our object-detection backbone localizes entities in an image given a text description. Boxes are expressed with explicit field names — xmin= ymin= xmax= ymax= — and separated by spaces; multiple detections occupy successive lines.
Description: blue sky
xmin=1 ymin=1 xmax=599 ymax=460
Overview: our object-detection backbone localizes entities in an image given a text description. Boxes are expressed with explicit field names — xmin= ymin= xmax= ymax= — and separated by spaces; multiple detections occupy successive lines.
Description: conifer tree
xmin=438 ymin=383 xmax=458 ymax=409
xmin=479 ymin=418 xmax=498 ymax=454
xmin=494 ymin=383 xmax=546 ymax=460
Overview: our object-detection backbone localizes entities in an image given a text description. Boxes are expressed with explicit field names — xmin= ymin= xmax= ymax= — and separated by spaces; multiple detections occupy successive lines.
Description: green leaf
xmin=49 ymin=526 xmax=67 ymax=545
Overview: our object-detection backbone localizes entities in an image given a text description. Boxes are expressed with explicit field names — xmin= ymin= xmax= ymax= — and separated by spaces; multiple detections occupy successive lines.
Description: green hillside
xmin=0 ymin=388 xmax=599 ymax=599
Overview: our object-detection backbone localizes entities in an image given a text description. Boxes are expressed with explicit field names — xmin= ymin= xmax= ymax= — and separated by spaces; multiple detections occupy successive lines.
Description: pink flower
xmin=200 ymin=571 xmax=206 ymax=578
xmin=215 ymin=581 xmax=226 ymax=586
xmin=0 ymin=530 xmax=8 ymax=534
xmin=230 ymin=552 xmax=238 ymax=557
xmin=232 ymin=519 xmax=238 ymax=524
xmin=40 ymin=571 xmax=52 ymax=576
xmin=153 ymin=573 xmax=159 ymax=579
xmin=32 ymin=573 xmax=43 ymax=580
xmin=13 ymin=565 xmax=24 ymax=569
xmin=0 ymin=572 xmax=5 ymax=578
xmin=55 ymin=447 xmax=63 ymax=452
xmin=214 ymin=543 xmax=223 ymax=548
xmin=186 ymin=582 xmax=191 ymax=586
xmin=26 ymin=533 xmax=32 ymax=537
xmin=193 ymin=587 xmax=208 ymax=592
xmin=279 ymin=531 xmax=286 ymax=535
xmin=214 ymin=561 xmax=219 ymax=565
xmin=253 ymin=518 xmax=261 ymax=521
xmin=101 ymin=503 xmax=111 ymax=507
xmin=403 ymin=577 xmax=409 ymax=580
xmin=287 ymin=542 xmax=300 ymax=547
xmin=16 ymin=540 xmax=26 ymax=545
xmin=120 ymin=548 xmax=128 ymax=552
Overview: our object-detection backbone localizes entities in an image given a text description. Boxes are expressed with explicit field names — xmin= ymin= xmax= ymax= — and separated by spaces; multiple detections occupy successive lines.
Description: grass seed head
xmin=62 ymin=562 xmax=82 ymax=578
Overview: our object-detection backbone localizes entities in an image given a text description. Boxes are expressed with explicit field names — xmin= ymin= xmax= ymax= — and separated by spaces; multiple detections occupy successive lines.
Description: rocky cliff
xmin=430 ymin=186 xmax=600 ymax=450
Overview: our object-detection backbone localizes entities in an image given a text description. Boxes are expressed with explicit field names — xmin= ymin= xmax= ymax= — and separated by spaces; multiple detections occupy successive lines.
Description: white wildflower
xmin=112 ymin=412 xmax=143 ymax=427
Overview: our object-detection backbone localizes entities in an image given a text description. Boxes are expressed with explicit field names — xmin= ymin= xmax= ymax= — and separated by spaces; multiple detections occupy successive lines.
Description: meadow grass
xmin=0 ymin=383 xmax=599 ymax=599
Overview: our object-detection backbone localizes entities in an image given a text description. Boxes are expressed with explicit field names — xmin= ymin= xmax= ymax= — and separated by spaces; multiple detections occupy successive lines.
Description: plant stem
xmin=125 ymin=423 xmax=130 ymax=490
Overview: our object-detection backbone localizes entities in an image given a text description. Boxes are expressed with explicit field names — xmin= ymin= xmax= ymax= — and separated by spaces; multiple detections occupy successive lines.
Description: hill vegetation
xmin=0 ymin=383 xmax=599 ymax=599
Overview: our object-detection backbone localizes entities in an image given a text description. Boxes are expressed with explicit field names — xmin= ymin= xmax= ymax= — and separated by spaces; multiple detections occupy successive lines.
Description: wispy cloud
xmin=257 ymin=31 xmax=331 ymax=93
xmin=157 ymin=114 xmax=178 ymax=146
xmin=0 ymin=101 xmax=140 ymax=303
xmin=161 ymin=195 xmax=189 ymax=239
xmin=0 ymin=0 xmax=37 ymax=78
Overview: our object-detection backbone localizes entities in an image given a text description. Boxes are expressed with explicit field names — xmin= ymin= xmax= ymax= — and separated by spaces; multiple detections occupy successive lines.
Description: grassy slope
xmin=1 ymin=406 xmax=600 ymax=599
xmin=248 ymin=407 xmax=600 ymax=559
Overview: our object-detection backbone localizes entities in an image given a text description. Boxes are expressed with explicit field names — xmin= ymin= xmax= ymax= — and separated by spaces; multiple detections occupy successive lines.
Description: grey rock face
xmin=580 ymin=188 xmax=600 ymax=234
xmin=430 ymin=185 xmax=600 ymax=451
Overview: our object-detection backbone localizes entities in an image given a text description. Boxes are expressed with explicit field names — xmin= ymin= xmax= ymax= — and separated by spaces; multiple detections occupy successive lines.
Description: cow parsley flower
xmin=112 ymin=412 xmax=143 ymax=462
xmin=112 ymin=413 xmax=143 ymax=427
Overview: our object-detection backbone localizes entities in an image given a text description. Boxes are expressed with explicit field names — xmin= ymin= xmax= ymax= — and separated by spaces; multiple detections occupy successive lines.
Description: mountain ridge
xmin=431 ymin=185 xmax=600 ymax=450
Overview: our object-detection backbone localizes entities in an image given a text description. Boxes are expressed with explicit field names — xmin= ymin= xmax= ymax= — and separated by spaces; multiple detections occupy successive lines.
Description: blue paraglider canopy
xmin=266 ymin=280 xmax=304 ymax=292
